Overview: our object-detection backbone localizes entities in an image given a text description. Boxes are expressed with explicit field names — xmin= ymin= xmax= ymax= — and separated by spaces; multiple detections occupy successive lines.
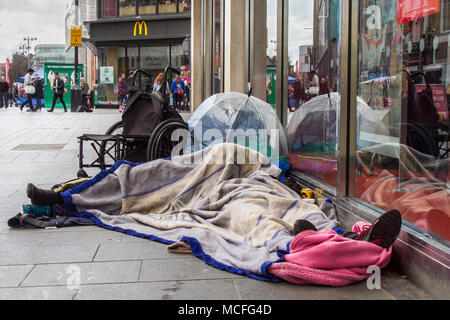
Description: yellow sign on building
xmin=71 ymin=26 xmax=82 ymax=47
xmin=134 ymin=21 xmax=148 ymax=37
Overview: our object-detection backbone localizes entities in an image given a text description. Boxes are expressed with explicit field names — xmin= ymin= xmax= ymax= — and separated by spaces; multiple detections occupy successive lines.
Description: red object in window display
xmin=397 ymin=0 xmax=440 ymax=25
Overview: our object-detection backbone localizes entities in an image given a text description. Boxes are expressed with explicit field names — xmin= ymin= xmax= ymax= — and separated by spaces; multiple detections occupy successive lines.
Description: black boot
xmin=293 ymin=219 xmax=318 ymax=236
xmin=357 ymin=210 xmax=402 ymax=249
xmin=26 ymin=184 xmax=64 ymax=206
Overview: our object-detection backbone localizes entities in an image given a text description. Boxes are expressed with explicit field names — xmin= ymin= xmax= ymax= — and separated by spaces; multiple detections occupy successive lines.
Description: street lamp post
xmin=71 ymin=0 xmax=82 ymax=112
xmin=23 ymin=36 xmax=37 ymax=69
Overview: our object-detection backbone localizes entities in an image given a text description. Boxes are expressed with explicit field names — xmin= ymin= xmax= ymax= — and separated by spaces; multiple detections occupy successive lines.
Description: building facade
xmin=83 ymin=0 xmax=191 ymax=106
xmin=192 ymin=0 xmax=449 ymax=297
xmin=31 ymin=44 xmax=75 ymax=70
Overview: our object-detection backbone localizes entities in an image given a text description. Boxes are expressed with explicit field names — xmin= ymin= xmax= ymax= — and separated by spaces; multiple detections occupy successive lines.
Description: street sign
xmin=71 ymin=26 xmax=82 ymax=47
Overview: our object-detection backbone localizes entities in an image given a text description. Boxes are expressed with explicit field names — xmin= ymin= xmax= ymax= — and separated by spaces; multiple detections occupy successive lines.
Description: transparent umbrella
xmin=287 ymin=93 xmax=389 ymax=154
xmin=188 ymin=92 xmax=288 ymax=161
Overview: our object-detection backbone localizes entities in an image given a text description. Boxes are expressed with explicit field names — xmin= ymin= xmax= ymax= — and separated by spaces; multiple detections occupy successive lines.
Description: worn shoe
xmin=357 ymin=209 xmax=402 ymax=248
xmin=293 ymin=219 xmax=318 ymax=236
xmin=26 ymin=184 xmax=63 ymax=206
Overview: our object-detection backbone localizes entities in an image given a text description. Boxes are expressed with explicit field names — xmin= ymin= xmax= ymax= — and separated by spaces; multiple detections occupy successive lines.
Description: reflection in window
xmin=138 ymin=0 xmax=157 ymax=15
xmin=355 ymin=0 xmax=449 ymax=242
xmin=158 ymin=0 xmax=177 ymax=14
xmin=179 ymin=0 xmax=191 ymax=13
xmin=213 ymin=0 xmax=222 ymax=94
xmin=101 ymin=0 xmax=117 ymax=17
xmin=286 ymin=0 xmax=341 ymax=189
xmin=119 ymin=0 xmax=136 ymax=16
xmin=266 ymin=0 xmax=277 ymax=108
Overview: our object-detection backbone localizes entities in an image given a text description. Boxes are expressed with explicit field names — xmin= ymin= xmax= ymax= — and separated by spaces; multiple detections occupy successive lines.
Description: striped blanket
xmin=62 ymin=143 xmax=338 ymax=281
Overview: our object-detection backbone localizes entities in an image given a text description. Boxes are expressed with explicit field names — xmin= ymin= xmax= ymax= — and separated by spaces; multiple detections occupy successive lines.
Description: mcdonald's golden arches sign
xmin=134 ymin=21 xmax=148 ymax=37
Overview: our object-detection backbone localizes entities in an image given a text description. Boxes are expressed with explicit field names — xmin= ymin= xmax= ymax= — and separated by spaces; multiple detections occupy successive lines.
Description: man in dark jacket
xmin=0 ymin=76 xmax=9 ymax=108
xmin=48 ymin=72 xmax=67 ymax=112
xmin=33 ymin=74 xmax=44 ymax=110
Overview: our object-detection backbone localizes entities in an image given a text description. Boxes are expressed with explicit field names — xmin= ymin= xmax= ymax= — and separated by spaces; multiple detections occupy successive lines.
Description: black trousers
xmin=51 ymin=93 xmax=67 ymax=111
xmin=26 ymin=94 xmax=34 ymax=108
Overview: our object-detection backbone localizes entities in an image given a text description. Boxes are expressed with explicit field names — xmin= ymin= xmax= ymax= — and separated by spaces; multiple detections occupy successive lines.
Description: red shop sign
xmin=397 ymin=0 xmax=440 ymax=24
xmin=416 ymin=84 xmax=448 ymax=121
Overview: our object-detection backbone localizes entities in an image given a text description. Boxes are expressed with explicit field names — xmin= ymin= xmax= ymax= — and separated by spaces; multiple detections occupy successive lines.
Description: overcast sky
xmin=0 ymin=0 xmax=72 ymax=62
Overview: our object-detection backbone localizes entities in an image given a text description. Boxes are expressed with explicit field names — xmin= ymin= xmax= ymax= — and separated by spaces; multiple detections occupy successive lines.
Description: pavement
xmin=0 ymin=106 xmax=434 ymax=300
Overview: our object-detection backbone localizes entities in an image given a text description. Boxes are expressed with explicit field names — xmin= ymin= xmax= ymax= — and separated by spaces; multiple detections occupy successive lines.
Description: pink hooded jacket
xmin=268 ymin=222 xmax=393 ymax=286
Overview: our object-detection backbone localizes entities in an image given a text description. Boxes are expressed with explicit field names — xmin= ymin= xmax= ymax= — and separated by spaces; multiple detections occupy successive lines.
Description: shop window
xmin=179 ymin=0 xmax=191 ymax=13
xmin=100 ymin=0 xmax=117 ymax=17
xmin=286 ymin=0 xmax=342 ymax=189
xmin=213 ymin=0 xmax=223 ymax=94
xmin=119 ymin=0 xmax=137 ymax=16
xmin=138 ymin=0 xmax=157 ymax=15
xmin=157 ymin=0 xmax=177 ymax=14
xmin=355 ymin=0 xmax=449 ymax=242
xmin=97 ymin=47 xmax=125 ymax=105
xmin=265 ymin=0 xmax=277 ymax=107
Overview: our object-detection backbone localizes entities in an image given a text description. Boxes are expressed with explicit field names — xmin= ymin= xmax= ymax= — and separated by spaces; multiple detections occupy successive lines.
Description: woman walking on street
xmin=117 ymin=74 xmax=128 ymax=112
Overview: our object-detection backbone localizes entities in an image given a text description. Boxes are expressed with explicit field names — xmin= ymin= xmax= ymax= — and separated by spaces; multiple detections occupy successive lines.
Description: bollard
xmin=71 ymin=84 xmax=83 ymax=112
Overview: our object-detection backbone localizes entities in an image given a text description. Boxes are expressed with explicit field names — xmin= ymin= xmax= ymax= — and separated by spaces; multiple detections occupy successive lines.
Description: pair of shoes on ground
xmin=26 ymin=184 xmax=63 ymax=206
xmin=293 ymin=209 xmax=402 ymax=249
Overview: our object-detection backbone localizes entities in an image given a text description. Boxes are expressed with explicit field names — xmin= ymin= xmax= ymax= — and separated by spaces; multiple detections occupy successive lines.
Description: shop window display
xmin=355 ymin=0 xmax=449 ymax=241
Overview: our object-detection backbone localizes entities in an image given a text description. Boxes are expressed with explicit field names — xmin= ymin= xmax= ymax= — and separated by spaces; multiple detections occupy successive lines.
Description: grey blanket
xmin=63 ymin=143 xmax=338 ymax=281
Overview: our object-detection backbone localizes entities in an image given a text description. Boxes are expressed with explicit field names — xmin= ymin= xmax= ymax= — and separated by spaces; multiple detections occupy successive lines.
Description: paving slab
xmin=21 ymin=261 xmax=141 ymax=287
xmin=40 ymin=230 xmax=123 ymax=246
xmin=0 ymin=244 xmax=98 ymax=265
xmin=94 ymin=242 xmax=195 ymax=262
xmin=140 ymin=258 xmax=244 ymax=282
xmin=0 ymin=265 xmax=34 ymax=288
xmin=0 ymin=286 xmax=76 ymax=300
xmin=75 ymin=279 xmax=238 ymax=300
xmin=233 ymin=278 xmax=393 ymax=300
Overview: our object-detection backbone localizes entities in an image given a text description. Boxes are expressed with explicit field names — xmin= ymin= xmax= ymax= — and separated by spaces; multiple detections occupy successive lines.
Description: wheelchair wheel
xmin=99 ymin=121 xmax=123 ymax=170
xmin=147 ymin=119 xmax=189 ymax=161
xmin=407 ymin=124 xmax=439 ymax=158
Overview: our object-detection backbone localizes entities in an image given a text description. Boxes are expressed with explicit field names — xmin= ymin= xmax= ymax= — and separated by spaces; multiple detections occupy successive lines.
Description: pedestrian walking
xmin=170 ymin=74 xmax=186 ymax=111
xmin=33 ymin=74 xmax=44 ymax=110
xmin=0 ymin=76 xmax=9 ymax=109
xmin=23 ymin=69 xmax=36 ymax=111
xmin=80 ymin=77 xmax=91 ymax=112
xmin=48 ymin=72 xmax=67 ymax=112
xmin=126 ymin=70 xmax=134 ymax=91
xmin=117 ymin=74 xmax=128 ymax=112
xmin=309 ymin=70 xmax=320 ymax=98
xmin=293 ymin=77 xmax=305 ymax=109
xmin=319 ymin=76 xmax=332 ymax=95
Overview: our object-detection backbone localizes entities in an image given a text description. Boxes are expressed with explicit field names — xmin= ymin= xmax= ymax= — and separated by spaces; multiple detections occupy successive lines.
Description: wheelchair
xmin=77 ymin=67 xmax=190 ymax=178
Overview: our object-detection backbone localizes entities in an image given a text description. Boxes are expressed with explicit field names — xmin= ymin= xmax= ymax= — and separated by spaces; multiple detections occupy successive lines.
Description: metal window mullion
xmin=276 ymin=0 xmax=288 ymax=128
xmin=337 ymin=0 xmax=358 ymax=198
xmin=220 ymin=0 xmax=225 ymax=92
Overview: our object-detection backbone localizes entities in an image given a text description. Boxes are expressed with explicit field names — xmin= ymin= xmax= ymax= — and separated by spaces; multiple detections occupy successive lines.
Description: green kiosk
xmin=43 ymin=63 xmax=83 ymax=109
